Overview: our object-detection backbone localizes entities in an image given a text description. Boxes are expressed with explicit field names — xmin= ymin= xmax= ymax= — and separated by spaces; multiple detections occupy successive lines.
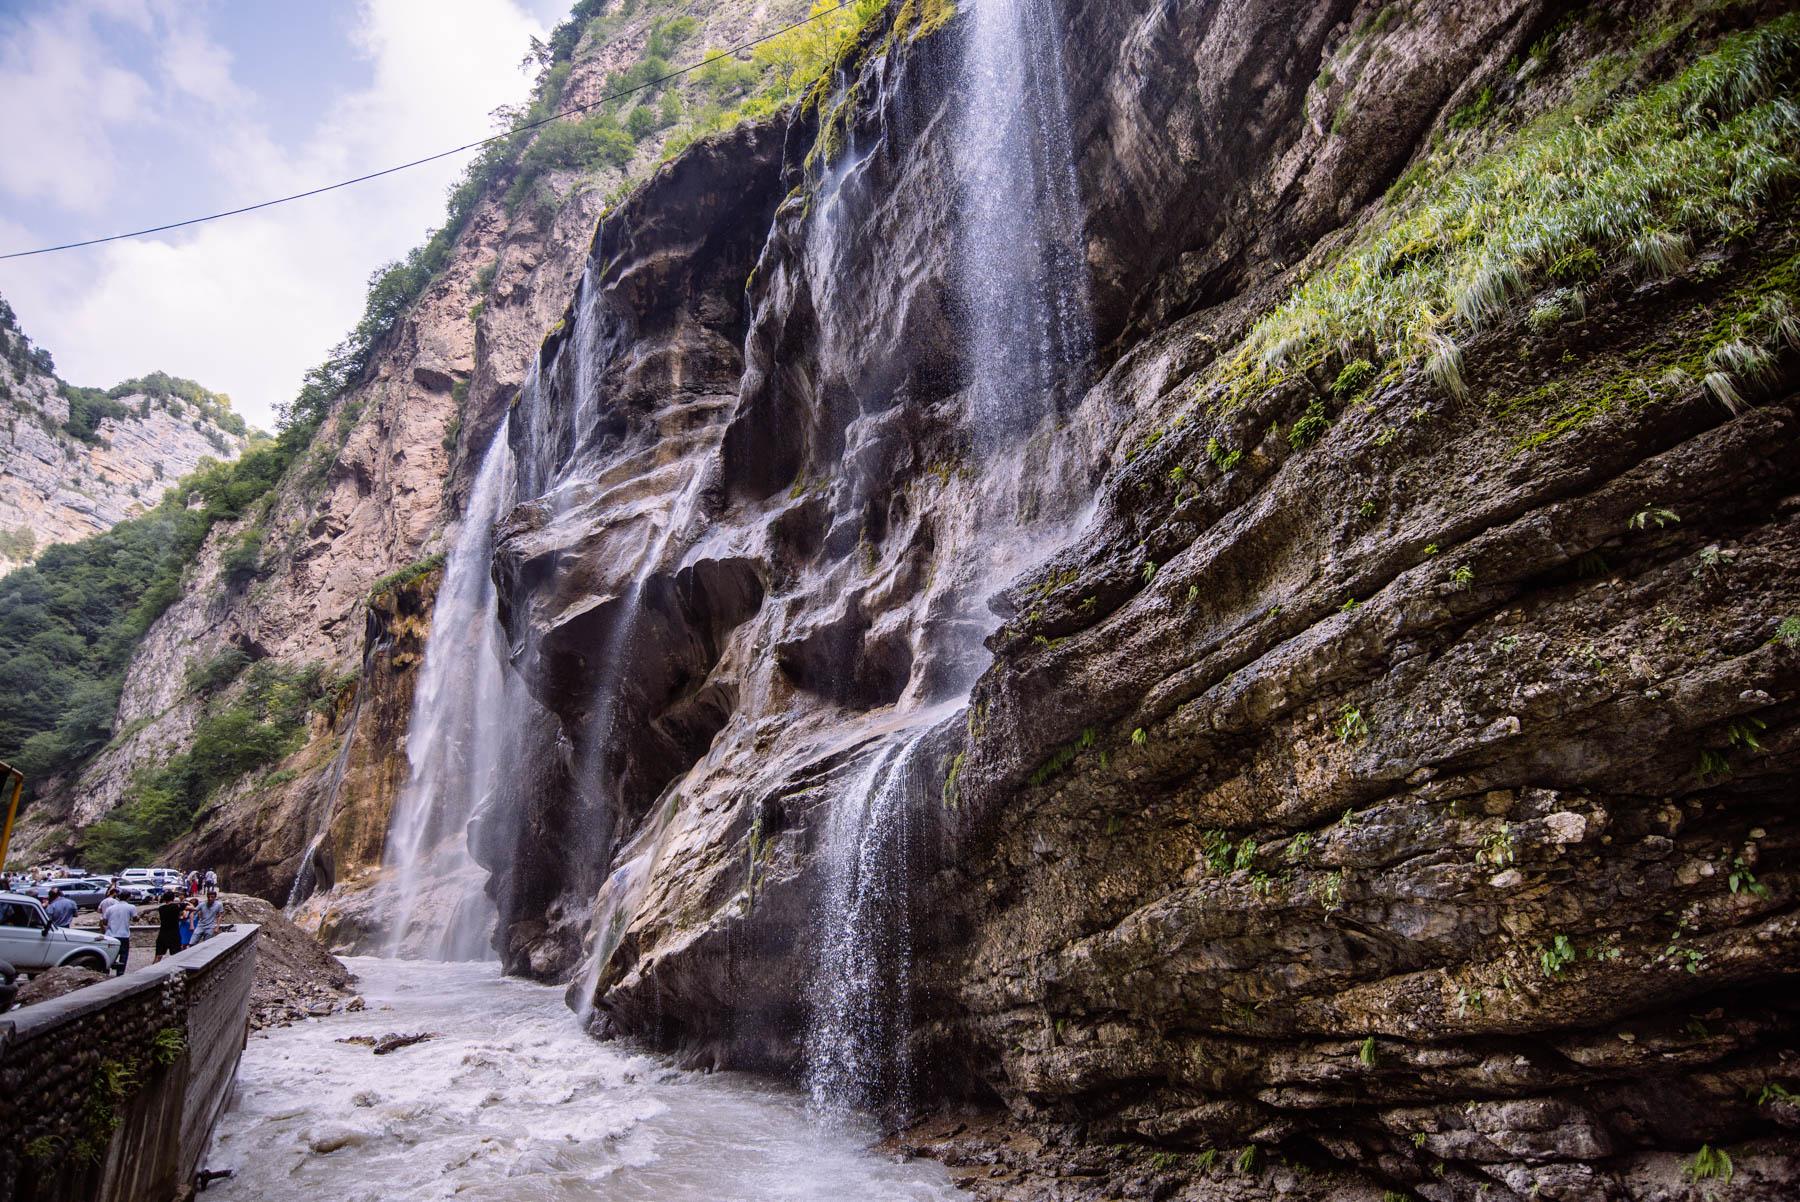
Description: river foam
xmin=206 ymin=958 xmax=963 ymax=1201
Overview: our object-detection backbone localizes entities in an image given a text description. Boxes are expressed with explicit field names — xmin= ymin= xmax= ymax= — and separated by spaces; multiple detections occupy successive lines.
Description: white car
xmin=0 ymin=892 xmax=119 ymax=974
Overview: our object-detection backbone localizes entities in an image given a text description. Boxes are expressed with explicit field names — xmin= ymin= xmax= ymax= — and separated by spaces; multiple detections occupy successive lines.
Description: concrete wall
xmin=0 ymin=925 xmax=259 ymax=1202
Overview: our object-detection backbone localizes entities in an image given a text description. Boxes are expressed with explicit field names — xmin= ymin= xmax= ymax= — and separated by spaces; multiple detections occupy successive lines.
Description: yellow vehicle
xmin=0 ymin=760 xmax=24 ymax=870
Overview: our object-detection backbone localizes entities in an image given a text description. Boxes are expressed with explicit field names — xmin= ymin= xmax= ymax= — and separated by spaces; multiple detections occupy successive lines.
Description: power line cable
xmin=0 ymin=2 xmax=853 ymax=262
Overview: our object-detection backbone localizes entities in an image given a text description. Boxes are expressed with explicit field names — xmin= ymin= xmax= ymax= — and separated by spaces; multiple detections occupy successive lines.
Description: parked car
xmin=0 ymin=893 xmax=119 ymax=973
xmin=114 ymin=881 xmax=157 ymax=903
xmin=0 ymin=959 xmax=15 ymax=1013
xmin=30 ymin=879 xmax=111 ymax=909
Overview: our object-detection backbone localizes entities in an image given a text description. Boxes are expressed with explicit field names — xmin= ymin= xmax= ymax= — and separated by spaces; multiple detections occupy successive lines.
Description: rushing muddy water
xmin=205 ymin=959 xmax=963 ymax=1201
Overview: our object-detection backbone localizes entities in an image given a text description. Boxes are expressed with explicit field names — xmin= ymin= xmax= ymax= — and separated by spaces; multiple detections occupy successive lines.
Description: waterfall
xmin=805 ymin=726 xmax=935 ymax=1120
xmin=956 ymin=0 xmax=1093 ymax=443
xmin=284 ymin=686 xmax=364 ymax=911
xmin=801 ymin=0 xmax=1093 ymax=1118
xmin=381 ymin=419 xmax=516 ymax=960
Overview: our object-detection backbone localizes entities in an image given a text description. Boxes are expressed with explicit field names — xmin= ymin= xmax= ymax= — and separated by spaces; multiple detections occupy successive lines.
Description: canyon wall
xmin=0 ymin=310 xmax=247 ymax=577
xmin=399 ymin=1 xmax=1798 ymax=1199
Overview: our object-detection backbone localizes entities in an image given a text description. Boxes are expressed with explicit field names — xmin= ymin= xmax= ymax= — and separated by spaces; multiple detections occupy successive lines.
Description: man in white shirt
xmin=99 ymin=887 xmax=138 ymax=976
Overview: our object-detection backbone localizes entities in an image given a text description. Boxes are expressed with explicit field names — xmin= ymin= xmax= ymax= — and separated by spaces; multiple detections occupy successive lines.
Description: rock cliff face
xmin=0 ymin=309 xmax=246 ymax=576
xmin=363 ymin=0 xmax=1799 ymax=1198
xmin=40 ymin=0 xmax=1800 ymax=1196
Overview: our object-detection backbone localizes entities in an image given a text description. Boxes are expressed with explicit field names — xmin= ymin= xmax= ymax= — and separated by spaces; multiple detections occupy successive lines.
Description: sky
xmin=0 ymin=0 xmax=571 ymax=430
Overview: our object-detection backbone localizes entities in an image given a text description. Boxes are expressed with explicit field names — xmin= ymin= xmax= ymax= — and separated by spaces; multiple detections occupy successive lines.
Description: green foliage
xmin=1539 ymin=933 xmax=1577 ymax=977
xmin=664 ymin=0 xmax=892 ymax=161
xmin=507 ymin=112 xmax=636 ymax=209
xmin=1202 ymin=15 xmax=1800 ymax=412
xmin=184 ymin=647 xmax=251 ymax=696
xmin=1477 ymin=824 xmax=1516 ymax=868
xmin=1335 ymin=704 xmax=1369 ymax=743
xmin=1684 ymin=1144 xmax=1733 ymax=1184
xmin=221 ymin=530 xmax=265 ymax=586
xmin=1287 ymin=400 xmax=1330 ymax=448
xmin=150 ymin=1026 xmax=186 ymax=1067
xmin=1333 ymin=357 xmax=1377 ymax=401
xmin=82 ymin=660 xmax=329 ymax=868
xmin=1205 ymin=436 xmax=1242 ymax=472
xmin=368 ymin=552 xmax=447 ymax=600
xmin=1728 ymin=856 xmax=1770 ymax=899
xmin=1358 ymin=1035 xmax=1378 ymax=1066
xmin=1630 ymin=505 xmax=1680 ymax=530
xmin=1777 ymin=616 xmax=1800 ymax=646
xmin=1449 ymin=564 xmax=1475 ymax=590
xmin=108 ymin=370 xmax=246 ymax=436
xmin=1029 ymin=727 xmax=1096 ymax=788
xmin=941 ymin=751 xmax=965 ymax=809
xmin=0 ymin=525 xmax=36 ymax=563
xmin=1447 ymin=85 xmax=1496 ymax=131
xmin=58 ymin=384 xmax=129 ymax=444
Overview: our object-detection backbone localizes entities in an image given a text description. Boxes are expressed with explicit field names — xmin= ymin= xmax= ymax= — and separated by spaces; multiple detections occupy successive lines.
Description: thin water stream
xmin=207 ymin=959 xmax=963 ymax=1201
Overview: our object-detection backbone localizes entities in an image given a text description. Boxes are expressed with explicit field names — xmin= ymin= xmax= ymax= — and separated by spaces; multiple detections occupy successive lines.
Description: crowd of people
xmin=6 ymin=866 xmax=226 ymax=977
xmin=98 ymin=885 xmax=224 ymax=976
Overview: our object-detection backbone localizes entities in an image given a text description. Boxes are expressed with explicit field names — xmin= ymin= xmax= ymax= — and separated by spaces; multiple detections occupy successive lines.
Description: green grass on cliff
xmin=1202 ymin=13 xmax=1800 ymax=411
xmin=82 ymin=660 xmax=333 ymax=870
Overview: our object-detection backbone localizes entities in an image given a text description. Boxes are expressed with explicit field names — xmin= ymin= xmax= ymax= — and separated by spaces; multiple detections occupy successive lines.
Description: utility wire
xmin=0 ymin=2 xmax=852 ymax=262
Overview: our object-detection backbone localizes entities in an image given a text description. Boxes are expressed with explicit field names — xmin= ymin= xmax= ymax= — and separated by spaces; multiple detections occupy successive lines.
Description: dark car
xmin=0 ymin=959 xmax=15 ymax=1014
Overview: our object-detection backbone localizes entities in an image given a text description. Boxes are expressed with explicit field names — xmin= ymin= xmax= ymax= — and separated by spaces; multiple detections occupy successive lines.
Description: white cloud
xmin=0 ymin=6 xmax=154 ymax=213
xmin=0 ymin=0 xmax=547 ymax=430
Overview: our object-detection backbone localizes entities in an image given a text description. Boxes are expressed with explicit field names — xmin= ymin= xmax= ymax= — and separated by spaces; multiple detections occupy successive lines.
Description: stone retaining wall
xmin=0 ymin=925 xmax=259 ymax=1202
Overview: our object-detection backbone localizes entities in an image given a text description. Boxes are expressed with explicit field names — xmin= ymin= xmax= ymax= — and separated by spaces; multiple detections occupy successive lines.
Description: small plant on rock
xmin=1539 ymin=934 xmax=1577 ymax=978
xmin=1314 ymin=870 xmax=1345 ymax=913
xmin=1450 ymin=564 xmax=1475 ymax=590
xmin=1206 ymin=436 xmax=1242 ymax=472
xmin=1697 ymin=749 xmax=1732 ymax=780
xmin=1233 ymin=837 xmax=1258 ymax=872
xmin=1286 ymin=832 xmax=1314 ymax=863
xmin=1727 ymin=718 xmax=1767 ymax=750
xmin=1629 ymin=506 xmax=1680 ymax=530
xmin=1684 ymin=1144 xmax=1733 ymax=1185
xmin=1358 ymin=1035 xmax=1378 ymax=1066
xmin=1728 ymin=856 xmax=1770 ymax=899
xmin=1235 ymin=1145 xmax=1259 ymax=1174
xmin=1335 ymin=704 xmax=1369 ymax=743
xmin=1477 ymin=824 xmax=1517 ymax=868
xmin=1775 ymin=616 xmax=1800 ymax=647
xmin=1132 ymin=727 xmax=1148 ymax=746
xmin=1288 ymin=400 xmax=1330 ymax=448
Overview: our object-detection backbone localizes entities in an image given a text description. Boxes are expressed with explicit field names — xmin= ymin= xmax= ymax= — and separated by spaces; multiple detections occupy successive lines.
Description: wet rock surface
xmin=433 ymin=1 xmax=1800 ymax=1198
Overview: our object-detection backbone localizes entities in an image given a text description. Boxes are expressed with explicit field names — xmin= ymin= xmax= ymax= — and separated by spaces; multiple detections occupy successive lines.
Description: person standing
xmin=44 ymin=888 xmax=76 ymax=928
xmin=153 ymin=891 xmax=184 ymax=962
xmin=192 ymin=888 xmax=224 ymax=944
xmin=204 ymin=868 xmax=217 ymax=891
xmin=100 ymin=889 xmax=136 ymax=975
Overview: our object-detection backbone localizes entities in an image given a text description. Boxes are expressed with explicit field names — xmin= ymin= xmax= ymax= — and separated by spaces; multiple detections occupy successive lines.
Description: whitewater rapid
xmin=205 ymin=958 xmax=964 ymax=1201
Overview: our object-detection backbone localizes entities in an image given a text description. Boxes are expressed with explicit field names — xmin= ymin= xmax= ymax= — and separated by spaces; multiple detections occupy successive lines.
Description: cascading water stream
xmin=802 ymin=0 xmax=1094 ymax=1119
xmin=380 ymin=419 xmax=516 ymax=960
xmin=284 ymin=685 xmax=365 ymax=911
xmin=569 ymin=463 xmax=713 ymax=1024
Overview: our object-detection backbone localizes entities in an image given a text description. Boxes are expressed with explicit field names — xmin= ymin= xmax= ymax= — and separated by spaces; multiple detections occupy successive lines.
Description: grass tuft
xmin=1196 ymin=15 xmax=1800 ymax=413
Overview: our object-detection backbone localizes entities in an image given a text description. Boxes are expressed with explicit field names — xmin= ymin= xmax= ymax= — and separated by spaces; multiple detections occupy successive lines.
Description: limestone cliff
xmin=313 ymin=0 xmax=1796 ymax=1198
xmin=25 ymin=0 xmax=1800 ymax=1197
xmin=0 ymin=301 xmax=247 ymax=576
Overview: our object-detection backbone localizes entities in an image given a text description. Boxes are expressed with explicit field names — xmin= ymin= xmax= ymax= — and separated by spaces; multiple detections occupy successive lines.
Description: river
xmin=205 ymin=958 xmax=965 ymax=1201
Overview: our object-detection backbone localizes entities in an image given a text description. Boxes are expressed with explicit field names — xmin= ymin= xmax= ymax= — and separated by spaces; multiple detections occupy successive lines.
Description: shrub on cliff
xmin=1204 ymin=13 xmax=1800 ymax=411
xmin=83 ymin=662 xmax=328 ymax=868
